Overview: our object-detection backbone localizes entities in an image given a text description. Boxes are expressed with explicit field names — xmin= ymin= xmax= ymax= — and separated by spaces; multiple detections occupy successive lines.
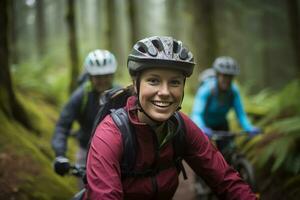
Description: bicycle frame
xmin=194 ymin=131 xmax=257 ymax=199
xmin=68 ymin=164 xmax=86 ymax=200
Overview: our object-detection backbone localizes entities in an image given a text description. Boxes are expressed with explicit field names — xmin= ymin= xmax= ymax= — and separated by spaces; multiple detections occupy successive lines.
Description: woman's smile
xmin=151 ymin=100 xmax=173 ymax=108
xmin=137 ymin=68 xmax=185 ymax=124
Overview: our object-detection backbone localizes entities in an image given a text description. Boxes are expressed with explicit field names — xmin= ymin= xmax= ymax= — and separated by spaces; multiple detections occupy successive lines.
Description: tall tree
xmin=166 ymin=0 xmax=181 ymax=39
xmin=0 ymin=0 xmax=32 ymax=129
xmin=107 ymin=0 xmax=116 ymax=51
xmin=36 ymin=0 xmax=46 ymax=57
xmin=106 ymin=0 xmax=128 ymax=70
xmin=190 ymin=0 xmax=217 ymax=91
xmin=262 ymin=10 xmax=273 ymax=87
xmin=286 ymin=0 xmax=300 ymax=75
xmin=128 ymin=0 xmax=138 ymax=45
xmin=66 ymin=0 xmax=80 ymax=93
xmin=9 ymin=0 xmax=18 ymax=64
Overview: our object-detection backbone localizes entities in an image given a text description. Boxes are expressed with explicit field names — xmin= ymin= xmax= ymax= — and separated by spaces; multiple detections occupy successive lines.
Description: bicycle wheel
xmin=234 ymin=157 xmax=256 ymax=191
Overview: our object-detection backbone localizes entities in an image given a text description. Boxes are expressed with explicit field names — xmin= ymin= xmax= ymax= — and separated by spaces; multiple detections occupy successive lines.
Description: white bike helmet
xmin=84 ymin=49 xmax=117 ymax=76
xmin=127 ymin=36 xmax=195 ymax=77
xmin=213 ymin=56 xmax=240 ymax=75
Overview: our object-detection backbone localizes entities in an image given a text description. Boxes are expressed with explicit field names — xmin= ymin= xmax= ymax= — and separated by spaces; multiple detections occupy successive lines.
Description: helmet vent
xmin=96 ymin=59 xmax=100 ymax=66
xmin=179 ymin=48 xmax=188 ymax=60
xmin=152 ymin=39 xmax=161 ymax=51
xmin=173 ymin=41 xmax=179 ymax=53
xmin=148 ymin=46 xmax=157 ymax=56
xmin=138 ymin=46 xmax=146 ymax=53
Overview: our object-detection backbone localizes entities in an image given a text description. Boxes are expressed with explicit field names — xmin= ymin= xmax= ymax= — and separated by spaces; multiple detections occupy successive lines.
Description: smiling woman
xmin=85 ymin=36 xmax=257 ymax=200
xmin=137 ymin=68 xmax=185 ymax=125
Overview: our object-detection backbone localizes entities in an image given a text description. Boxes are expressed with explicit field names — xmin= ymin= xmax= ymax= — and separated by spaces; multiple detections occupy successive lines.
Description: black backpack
xmin=86 ymin=85 xmax=188 ymax=180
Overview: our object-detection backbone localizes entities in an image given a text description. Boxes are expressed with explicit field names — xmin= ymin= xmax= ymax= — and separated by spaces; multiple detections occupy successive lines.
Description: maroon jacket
xmin=85 ymin=96 xmax=257 ymax=200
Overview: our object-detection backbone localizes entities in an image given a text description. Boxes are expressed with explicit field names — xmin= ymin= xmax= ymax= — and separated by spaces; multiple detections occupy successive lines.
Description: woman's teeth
xmin=152 ymin=101 xmax=172 ymax=107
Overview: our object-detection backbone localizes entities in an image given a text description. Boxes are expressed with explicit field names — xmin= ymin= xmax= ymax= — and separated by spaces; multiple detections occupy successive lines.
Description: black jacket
xmin=51 ymin=82 xmax=100 ymax=156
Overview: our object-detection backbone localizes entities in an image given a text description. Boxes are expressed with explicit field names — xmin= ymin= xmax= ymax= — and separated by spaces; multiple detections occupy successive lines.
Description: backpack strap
xmin=111 ymin=109 xmax=188 ymax=180
xmin=80 ymin=81 xmax=92 ymax=115
xmin=110 ymin=108 xmax=137 ymax=178
xmin=173 ymin=112 xmax=188 ymax=180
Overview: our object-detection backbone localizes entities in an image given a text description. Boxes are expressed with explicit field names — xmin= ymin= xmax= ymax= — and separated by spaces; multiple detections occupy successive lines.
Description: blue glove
xmin=53 ymin=156 xmax=70 ymax=176
xmin=248 ymin=127 xmax=261 ymax=137
xmin=202 ymin=127 xmax=213 ymax=138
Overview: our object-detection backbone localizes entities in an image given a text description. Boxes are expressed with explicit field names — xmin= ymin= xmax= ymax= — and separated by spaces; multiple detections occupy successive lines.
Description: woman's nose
xmin=157 ymin=82 xmax=170 ymax=96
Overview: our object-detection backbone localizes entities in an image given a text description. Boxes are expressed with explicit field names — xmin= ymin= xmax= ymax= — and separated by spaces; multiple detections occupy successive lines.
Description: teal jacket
xmin=191 ymin=78 xmax=254 ymax=132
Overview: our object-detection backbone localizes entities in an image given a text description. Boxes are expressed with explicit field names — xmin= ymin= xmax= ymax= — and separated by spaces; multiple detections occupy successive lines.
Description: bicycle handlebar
xmin=69 ymin=164 xmax=86 ymax=178
xmin=210 ymin=131 xmax=249 ymax=141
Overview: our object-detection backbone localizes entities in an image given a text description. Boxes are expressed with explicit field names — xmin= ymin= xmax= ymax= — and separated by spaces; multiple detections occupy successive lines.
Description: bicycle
xmin=68 ymin=164 xmax=86 ymax=200
xmin=195 ymin=131 xmax=257 ymax=200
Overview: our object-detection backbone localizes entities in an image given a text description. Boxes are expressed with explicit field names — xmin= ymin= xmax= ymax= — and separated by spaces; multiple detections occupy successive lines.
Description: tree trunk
xmin=66 ymin=0 xmax=80 ymax=93
xmin=286 ymin=0 xmax=300 ymax=76
xmin=195 ymin=0 xmax=217 ymax=66
xmin=190 ymin=0 xmax=217 ymax=92
xmin=9 ymin=0 xmax=18 ymax=64
xmin=128 ymin=0 xmax=138 ymax=45
xmin=262 ymin=9 xmax=273 ymax=87
xmin=36 ymin=0 xmax=46 ymax=57
xmin=0 ymin=0 xmax=32 ymax=129
xmin=166 ymin=0 xmax=181 ymax=39
xmin=107 ymin=0 xmax=116 ymax=51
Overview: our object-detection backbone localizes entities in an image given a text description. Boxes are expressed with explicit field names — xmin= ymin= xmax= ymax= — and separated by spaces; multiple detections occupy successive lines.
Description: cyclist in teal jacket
xmin=191 ymin=56 xmax=260 ymax=146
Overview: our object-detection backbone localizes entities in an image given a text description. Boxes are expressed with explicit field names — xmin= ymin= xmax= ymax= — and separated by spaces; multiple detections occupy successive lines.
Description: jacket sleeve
xmin=232 ymin=85 xmax=254 ymax=132
xmin=190 ymin=83 xmax=211 ymax=130
xmin=51 ymin=87 xmax=83 ymax=156
xmin=85 ymin=115 xmax=124 ymax=200
xmin=181 ymin=113 xmax=257 ymax=200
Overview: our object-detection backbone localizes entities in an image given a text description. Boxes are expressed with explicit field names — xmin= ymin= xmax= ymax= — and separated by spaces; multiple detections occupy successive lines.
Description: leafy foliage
xmin=12 ymin=50 xmax=70 ymax=107
xmin=244 ymin=80 xmax=300 ymax=198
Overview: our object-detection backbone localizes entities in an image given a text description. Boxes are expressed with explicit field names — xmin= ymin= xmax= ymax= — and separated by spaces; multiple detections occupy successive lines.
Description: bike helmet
xmin=212 ymin=56 xmax=240 ymax=75
xmin=127 ymin=36 xmax=195 ymax=77
xmin=84 ymin=49 xmax=117 ymax=76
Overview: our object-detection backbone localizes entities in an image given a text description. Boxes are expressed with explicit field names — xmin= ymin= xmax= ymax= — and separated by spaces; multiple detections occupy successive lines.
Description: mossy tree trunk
xmin=286 ymin=0 xmax=300 ymax=76
xmin=66 ymin=0 xmax=79 ymax=93
xmin=0 ymin=0 xmax=32 ymax=130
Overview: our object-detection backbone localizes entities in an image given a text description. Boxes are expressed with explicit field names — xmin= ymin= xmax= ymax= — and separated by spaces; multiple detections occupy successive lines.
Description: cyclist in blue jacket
xmin=191 ymin=56 xmax=260 ymax=149
xmin=51 ymin=49 xmax=118 ymax=177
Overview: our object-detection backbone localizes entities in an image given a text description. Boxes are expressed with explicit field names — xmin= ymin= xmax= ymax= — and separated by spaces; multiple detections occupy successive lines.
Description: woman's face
xmin=217 ymin=73 xmax=233 ymax=92
xmin=137 ymin=68 xmax=185 ymax=124
xmin=90 ymin=74 xmax=114 ymax=93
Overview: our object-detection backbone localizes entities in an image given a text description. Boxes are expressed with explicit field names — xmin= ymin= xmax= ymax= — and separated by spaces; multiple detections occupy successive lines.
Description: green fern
xmin=243 ymin=79 xmax=300 ymax=195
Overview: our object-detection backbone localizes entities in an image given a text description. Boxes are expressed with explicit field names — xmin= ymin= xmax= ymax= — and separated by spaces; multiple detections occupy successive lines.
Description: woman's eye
xmin=147 ymin=78 xmax=159 ymax=85
xmin=170 ymin=79 xmax=182 ymax=86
